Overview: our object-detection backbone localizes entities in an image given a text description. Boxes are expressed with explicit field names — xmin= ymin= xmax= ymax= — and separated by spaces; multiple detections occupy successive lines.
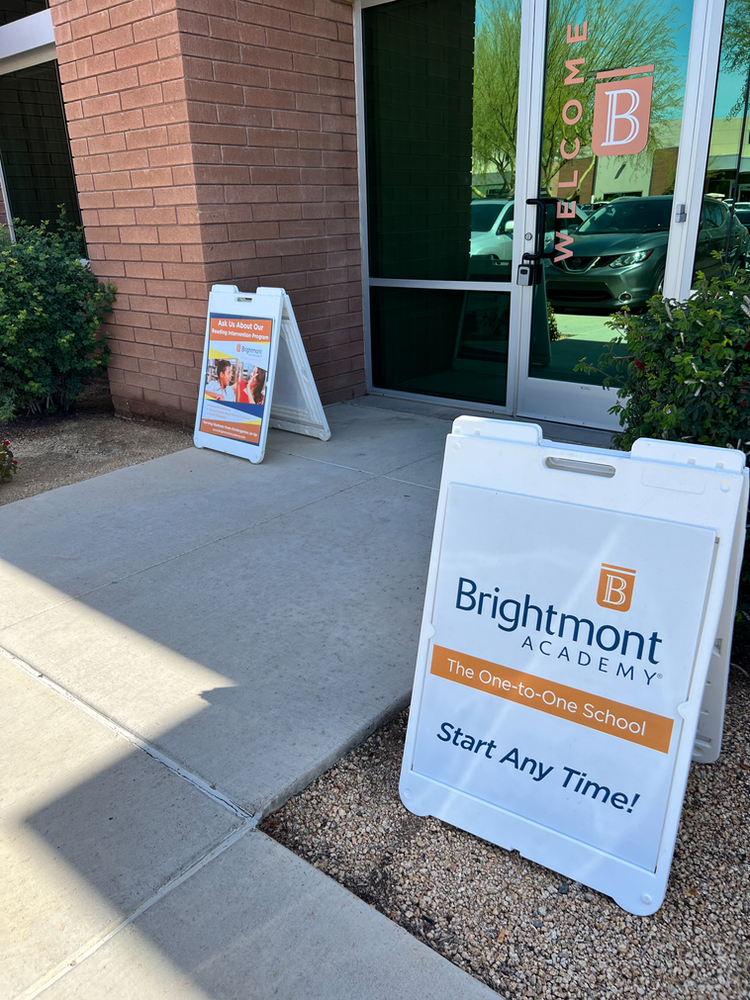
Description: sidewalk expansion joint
xmin=265 ymin=445 xmax=382 ymax=476
xmin=4 ymin=643 xmax=262 ymax=998
xmin=264 ymin=443 xmax=444 ymax=488
xmin=0 ymin=642 xmax=254 ymax=822
xmin=15 ymin=821 xmax=256 ymax=1000
xmin=383 ymin=473 xmax=439 ymax=491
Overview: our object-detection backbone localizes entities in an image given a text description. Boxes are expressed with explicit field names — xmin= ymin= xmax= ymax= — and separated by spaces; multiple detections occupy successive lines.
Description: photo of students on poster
xmin=204 ymin=358 xmax=241 ymax=402
xmin=198 ymin=313 xmax=272 ymax=446
xmin=236 ymin=364 xmax=267 ymax=406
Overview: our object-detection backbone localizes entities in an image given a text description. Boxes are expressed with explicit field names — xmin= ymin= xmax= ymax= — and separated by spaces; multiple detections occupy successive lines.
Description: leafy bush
xmin=0 ymin=439 xmax=17 ymax=484
xmin=577 ymin=269 xmax=750 ymax=632
xmin=578 ymin=270 xmax=750 ymax=452
xmin=0 ymin=215 xmax=115 ymax=421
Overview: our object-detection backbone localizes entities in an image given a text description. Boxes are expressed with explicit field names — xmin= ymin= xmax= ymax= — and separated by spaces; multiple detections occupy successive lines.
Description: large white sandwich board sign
xmin=400 ymin=417 xmax=748 ymax=915
xmin=193 ymin=285 xmax=330 ymax=463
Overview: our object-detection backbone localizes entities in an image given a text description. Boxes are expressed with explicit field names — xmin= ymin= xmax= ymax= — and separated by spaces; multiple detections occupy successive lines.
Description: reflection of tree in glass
xmin=719 ymin=0 xmax=750 ymax=119
xmin=472 ymin=0 xmax=521 ymax=193
xmin=720 ymin=0 xmax=750 ymax=75
xmin=472 ymin=0 xmax=686 ymax=197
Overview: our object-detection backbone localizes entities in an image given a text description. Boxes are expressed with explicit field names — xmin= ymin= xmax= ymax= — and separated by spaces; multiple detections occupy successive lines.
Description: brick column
xmin=50 ymin=0 xmax=206 ymax=423
xmin=50 ymin=0 xmax=365 ymax=425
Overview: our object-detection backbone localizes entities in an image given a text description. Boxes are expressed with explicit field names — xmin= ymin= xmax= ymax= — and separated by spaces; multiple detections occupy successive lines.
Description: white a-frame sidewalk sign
xmin=400 ymin=418 xmax=748 ymax=915
xmin=193 ymin=285 xmax=330 ymax=463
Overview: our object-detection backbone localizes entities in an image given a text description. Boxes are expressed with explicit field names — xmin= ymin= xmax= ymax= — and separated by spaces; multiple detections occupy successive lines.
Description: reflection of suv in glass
xmin=471 ymin=198 xmax=587 ymax=260
xmin=544 ymin=196 xmax=748 ymax=312
xmin=471 ymin=200 xmax=515 ymax=257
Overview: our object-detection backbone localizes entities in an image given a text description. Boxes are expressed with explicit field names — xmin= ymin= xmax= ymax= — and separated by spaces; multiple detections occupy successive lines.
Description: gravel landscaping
xmin=262 ymin=684 xmax=750 ymax=999
xmin=3 ymin=400 xmax=749 ymax=998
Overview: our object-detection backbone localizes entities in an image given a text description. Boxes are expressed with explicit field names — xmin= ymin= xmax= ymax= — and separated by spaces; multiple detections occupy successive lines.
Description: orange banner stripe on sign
xmin=430 ymin=645 xmax=673 ymax=754
xmin=209 ymin=331 xmax=270 ymax=344
xmin=199 ymin=418 xmax=261 ymax=444
xmin=209 ymin=318 xmax=272 ymax=343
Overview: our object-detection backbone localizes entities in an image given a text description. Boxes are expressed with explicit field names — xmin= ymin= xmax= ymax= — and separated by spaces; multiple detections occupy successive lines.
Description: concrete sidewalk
xmin=1 ymin=399 xmax=611 ymax=1000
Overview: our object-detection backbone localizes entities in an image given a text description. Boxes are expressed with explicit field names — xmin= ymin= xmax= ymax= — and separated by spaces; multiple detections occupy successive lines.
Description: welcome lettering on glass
xmin=553 ymin=21 xmax=655 ymax=264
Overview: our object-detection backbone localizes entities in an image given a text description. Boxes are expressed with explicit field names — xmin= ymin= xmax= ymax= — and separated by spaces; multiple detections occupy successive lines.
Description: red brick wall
xmin=50 ymin=0 xmax=365 ymax=424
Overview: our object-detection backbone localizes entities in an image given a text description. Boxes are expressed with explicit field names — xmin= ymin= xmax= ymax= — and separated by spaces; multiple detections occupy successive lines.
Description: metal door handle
xmin=522 ymin=199 xmax=548 ymax=263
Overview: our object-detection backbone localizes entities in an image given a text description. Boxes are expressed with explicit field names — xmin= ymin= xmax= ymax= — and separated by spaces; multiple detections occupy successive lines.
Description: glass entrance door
xmin=514 ymin=0 xmax=703 ymax=428
xmin=359 ymin=0 xmax=727 ymax=429
xmin=361 ymin=0 xmax=521 ymax=411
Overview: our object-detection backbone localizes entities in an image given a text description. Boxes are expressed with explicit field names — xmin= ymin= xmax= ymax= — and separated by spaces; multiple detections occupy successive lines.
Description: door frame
xmin=514 ymin=0 xmax=726 ymax=428
xmin=355 ymin=0 xmax=519 ymax=418
xmin=355 ymin=0 xmax=728 ymax=429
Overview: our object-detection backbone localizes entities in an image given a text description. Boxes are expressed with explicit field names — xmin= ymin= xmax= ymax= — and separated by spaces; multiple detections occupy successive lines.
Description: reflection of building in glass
xmin=544 ymin=122 xmax=683 ymax=203
xmin=476 ymin=116 xmax=750 ymax=206
xmin=571 ymin=116 xmax=747 ymax=204
xmin=702 ymin=117 xmax=750 ymax=200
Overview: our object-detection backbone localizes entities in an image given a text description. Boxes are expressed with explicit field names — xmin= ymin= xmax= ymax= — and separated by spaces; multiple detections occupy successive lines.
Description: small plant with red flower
xmin=0 ymin=439 xmax=18 ymax=484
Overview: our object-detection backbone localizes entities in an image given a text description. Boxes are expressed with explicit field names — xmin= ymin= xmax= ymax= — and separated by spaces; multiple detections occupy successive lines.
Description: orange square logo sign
xmin=597 ymin=563 xmax=636 ymax=612
xmin=592 ymin=75 xmax=653 ymax=157
xmin=397 ymin=422 xmax=746 ymax=915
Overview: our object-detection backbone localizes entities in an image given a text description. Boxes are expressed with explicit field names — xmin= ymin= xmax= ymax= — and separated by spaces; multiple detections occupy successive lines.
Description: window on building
xmin=0 ymin=1 xmax=48 ymax=28
xmin=0 ymin=59 xmax=82 ymax=235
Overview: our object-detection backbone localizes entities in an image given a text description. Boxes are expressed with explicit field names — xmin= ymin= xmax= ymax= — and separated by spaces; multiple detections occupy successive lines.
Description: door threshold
xmin=350 ymin=395 xmax=618 ymax=449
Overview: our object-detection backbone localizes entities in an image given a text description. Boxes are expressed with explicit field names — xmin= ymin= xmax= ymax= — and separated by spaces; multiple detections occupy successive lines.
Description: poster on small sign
xmin=198 ymin=313 xmax=272 ymax=446
xmin=194 ymin=285 xmax=330 ymax=464
xmin=411 ymin=487 xmax=714 ymax=873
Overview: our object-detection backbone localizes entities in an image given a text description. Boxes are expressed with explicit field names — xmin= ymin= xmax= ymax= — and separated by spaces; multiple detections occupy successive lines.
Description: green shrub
xmin=0 ymin=216 xmax=115 ymax=421
xmin=577 ymin=269 xmax=750 ymax=633
xmin=0 ymin=439 xmax=17 ymax=484
xmin=578 ymin=270 xmax=750 ymax=452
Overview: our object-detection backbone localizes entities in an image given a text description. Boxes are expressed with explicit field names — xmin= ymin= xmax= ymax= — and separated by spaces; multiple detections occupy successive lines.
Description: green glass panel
xmin=363 ymin=0 xmax=521 ymax=283
xmin=0 ymin=62 xmax=81 ymax=233
xmin=364 ymin=0 xmax=477 ymax=281
xmin=363 ymin=0 xmax=521 ymax=407
xmin=370 ymin=287 xmax=509 ymax=406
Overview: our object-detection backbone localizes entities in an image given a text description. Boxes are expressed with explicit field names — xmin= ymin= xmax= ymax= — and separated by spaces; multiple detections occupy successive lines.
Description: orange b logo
xmin=592 ymin=70 xmax=653 ymax=158
xmin=597 ymin=564 xmax=636 ymax=612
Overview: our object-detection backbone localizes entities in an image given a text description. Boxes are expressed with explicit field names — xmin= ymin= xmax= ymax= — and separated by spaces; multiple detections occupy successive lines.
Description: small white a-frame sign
xmin=193 ymin=285 xmax=330 ymax=464
xmin=399 ymin=417 xmax=748 ymax=915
